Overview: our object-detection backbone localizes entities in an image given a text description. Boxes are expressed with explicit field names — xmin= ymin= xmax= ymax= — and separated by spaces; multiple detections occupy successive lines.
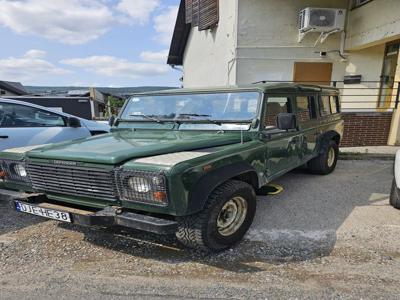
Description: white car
xmin=390 ymin=150 xmax=400 ymax=209
xmin=0 ymin=98 xmax=110 ymax=151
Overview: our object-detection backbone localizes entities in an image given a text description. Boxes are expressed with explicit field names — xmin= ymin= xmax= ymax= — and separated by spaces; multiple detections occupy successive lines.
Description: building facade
xmin=168 ymin=0 xmax=400 ymax=146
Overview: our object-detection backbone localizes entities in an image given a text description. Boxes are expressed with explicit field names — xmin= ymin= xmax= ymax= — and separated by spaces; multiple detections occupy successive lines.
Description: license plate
xmin=15 ymin=201 xmax=71 ymax=223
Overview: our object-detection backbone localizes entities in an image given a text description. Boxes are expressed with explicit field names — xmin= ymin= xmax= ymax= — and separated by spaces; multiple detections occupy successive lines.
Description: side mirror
xmin=108 ymin=115 xmax=116 ymax=126
xmin=68 ymin=117 xmax=81 ymax=128
xmin=276 ymin=113 xmax=297 ymax=131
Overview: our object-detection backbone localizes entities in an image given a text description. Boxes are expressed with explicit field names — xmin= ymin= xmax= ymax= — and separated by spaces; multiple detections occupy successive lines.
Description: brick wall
xmin=341 ymin=112 xmax=393 ymax=147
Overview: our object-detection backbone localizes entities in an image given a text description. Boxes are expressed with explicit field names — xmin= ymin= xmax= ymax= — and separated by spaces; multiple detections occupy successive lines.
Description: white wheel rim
xmin=327 ymin=147 xmax=335 ymax=167
xmin=217 ymin=196 xmax=248 ymax=236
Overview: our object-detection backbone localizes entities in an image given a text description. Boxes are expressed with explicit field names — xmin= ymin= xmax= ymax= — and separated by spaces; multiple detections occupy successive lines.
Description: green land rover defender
xmin=0 ymin=83 xmax=343 ymax=251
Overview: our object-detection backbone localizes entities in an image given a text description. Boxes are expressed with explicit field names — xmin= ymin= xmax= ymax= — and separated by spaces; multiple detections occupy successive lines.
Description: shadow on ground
xmin=56 ymin=160 xmax=393 ymax=273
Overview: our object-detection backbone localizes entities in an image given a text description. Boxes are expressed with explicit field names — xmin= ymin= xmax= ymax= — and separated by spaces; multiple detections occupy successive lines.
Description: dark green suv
xmin=0 ymin=83 xmax=343 ymax=251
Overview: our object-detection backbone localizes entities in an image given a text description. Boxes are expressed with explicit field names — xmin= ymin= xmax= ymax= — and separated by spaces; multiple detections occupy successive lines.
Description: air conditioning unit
xmin=299 ymin=7 xmax=346 ymax=33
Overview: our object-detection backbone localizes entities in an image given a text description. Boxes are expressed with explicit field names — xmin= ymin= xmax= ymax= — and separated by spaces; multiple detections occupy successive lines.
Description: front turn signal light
xmin=153 ymin=191 xmax=167 ymax=202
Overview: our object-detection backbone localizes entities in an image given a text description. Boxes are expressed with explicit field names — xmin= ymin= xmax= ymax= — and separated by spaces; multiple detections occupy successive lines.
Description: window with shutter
xmin=199 ymin=0 xmax=219 ymax=30
xmin=185 ymin=0 xmax=218 ymax=30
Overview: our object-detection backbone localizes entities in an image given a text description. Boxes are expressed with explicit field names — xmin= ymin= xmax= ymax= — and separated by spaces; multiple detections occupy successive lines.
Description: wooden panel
xmin=199 ymin=0 xmax=219 ymax=30
xmin=293 ymin=62 xmax=333 ymax=85
xmin=185 ymin=0 xmax=192 ymax=24
xmin=192 ymin=0 xmax=199 ymax=26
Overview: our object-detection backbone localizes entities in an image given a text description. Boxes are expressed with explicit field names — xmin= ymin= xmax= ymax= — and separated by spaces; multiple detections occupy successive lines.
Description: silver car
xmin=0 ymin=98 xmax=110 ymax=151
xmin=390 ymin=150 xmax=400 ymax=209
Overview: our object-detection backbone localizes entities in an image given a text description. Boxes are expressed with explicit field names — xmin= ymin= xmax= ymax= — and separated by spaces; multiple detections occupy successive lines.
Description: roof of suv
xmin=135 ymin=83 xmax=340 ymax=96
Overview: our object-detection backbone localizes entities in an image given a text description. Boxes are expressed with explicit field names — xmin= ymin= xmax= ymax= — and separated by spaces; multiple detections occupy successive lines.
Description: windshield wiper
xmin=178 ymin=113 xmax=211 ymax=118
xmin=128 ymin=114 xmax=164 ymax=123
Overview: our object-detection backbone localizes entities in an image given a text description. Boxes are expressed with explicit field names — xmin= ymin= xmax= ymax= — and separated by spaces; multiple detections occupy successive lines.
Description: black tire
xmin=176 ymin=180 xmax=256 ymax=252
xmin=390 ymin=179 xmax=400 ymax=209
xmin=308 ymin=140 xmax=339 ymax=175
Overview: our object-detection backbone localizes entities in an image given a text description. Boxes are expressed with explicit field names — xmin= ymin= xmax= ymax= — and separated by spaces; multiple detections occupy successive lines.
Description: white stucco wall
xmin=346 ymin=0 xmax=400 ymax=50
xmin=341 ymin=44 xmax=385 ymax=111
xmin=182 ymin=0 xmax=237 ymax=87
xmin=235 ymin=0 xmax=349 ymax=85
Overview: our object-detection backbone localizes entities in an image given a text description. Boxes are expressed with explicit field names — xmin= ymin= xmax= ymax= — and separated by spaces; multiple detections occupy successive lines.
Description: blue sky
xmin=0 ymin=0 xmax=181 ymax=87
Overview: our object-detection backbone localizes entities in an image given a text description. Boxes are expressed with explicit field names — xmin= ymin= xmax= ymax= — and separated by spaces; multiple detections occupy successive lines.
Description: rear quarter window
xmin=330 ymin=96 xmax=339 ymax=114
xmin=319 ymin=96 xmax=331 ymax=117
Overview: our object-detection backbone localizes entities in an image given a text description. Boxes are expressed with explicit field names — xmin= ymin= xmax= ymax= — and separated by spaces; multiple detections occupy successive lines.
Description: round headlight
xmin=14 ymin=164 xmax=27 ymax=177
xmin=127 ymin=177 xmax=151 ymax=193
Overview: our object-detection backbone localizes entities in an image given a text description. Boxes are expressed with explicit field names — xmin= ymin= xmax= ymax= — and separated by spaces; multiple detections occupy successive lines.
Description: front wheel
xmin=308 ymin=140 xmax=339 ymax=175
xmin=176 ymin=180 xmax=256 ymax=252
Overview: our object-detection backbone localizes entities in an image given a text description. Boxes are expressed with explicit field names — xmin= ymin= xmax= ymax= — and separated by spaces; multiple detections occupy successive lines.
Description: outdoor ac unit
xmin=299 ymin=7 xmax=346 ymax=33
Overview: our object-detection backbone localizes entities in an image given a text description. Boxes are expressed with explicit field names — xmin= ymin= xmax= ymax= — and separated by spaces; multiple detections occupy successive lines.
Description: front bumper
xmin=7 ymin=193 xmax=177 ymax=235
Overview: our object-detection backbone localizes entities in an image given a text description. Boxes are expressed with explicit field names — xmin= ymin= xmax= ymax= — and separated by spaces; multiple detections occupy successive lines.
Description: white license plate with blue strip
xmin=15 ymin=201 xmax=71 ymax=223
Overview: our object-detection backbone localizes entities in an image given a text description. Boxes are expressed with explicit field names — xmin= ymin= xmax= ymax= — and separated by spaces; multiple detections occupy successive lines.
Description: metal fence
xmin=254 ymin=80 xmax=400 ymax=112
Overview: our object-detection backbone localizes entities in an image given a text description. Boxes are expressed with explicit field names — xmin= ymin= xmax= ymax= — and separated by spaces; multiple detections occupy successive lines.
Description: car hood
xmin=26 ymin=130 xmax=251 ymax=164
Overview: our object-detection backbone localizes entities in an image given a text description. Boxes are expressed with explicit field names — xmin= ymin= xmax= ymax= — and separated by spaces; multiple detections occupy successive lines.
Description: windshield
xmin=120 ymin=92 xmax=260 ymax=124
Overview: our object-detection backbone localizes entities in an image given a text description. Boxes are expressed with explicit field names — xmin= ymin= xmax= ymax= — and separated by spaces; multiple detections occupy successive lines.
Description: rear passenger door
xmin=294 ymin=94 xmax=319 ymax=160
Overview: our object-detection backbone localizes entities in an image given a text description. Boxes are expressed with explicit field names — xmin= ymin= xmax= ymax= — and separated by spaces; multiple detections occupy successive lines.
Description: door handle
xmin=0 ymin=136 xmax=9 ymax=139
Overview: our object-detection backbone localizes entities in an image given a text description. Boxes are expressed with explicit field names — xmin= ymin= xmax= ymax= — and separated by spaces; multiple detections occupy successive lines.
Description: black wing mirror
xmin=108 ymin=115 xmax=116 ymax=126
xmin=276 ymin=113 xmax=297 ymax=131
xmin=68 ymin=117 xmax=81 ymax=128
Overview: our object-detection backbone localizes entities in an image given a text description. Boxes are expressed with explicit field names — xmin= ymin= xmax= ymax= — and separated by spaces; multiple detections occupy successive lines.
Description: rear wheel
xmin=390 ymin=179 xmax=400 ymax=209
xmin=176 ymin=180 xmax=256 ymax=252
xmin=308 ymin=140 xmax=338 ymax=175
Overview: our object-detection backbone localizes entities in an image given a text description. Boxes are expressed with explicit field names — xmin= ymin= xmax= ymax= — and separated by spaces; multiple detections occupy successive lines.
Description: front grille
xmin=26 ymin=161 xmax=117 ymax=201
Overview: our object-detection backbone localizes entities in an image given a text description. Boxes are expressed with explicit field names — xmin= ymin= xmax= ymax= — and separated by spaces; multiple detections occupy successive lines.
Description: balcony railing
xmin=253 ymin=80 xmax=400 ymax=112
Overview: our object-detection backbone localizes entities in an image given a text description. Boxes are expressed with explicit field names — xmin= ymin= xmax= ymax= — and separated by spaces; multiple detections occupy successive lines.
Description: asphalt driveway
xmin=1 ymin=160 xmax=399 ymax=299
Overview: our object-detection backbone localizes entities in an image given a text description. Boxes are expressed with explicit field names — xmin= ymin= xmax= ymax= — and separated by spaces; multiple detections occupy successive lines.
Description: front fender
xmin=186 ymin=162 xmax=259 ymax=214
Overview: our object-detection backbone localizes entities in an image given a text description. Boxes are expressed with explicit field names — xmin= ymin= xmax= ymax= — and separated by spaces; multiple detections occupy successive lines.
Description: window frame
xmin=329 ymin=95 xmax=340 ymax=114
xmin=294 ymin=94 xmax=318 ymax=124
xmin=262 ymin=94 xmax=293 ymax=130
xmin=318 ymin=95 xmax=332 ymax=118
xmin=0 ymin=102 xmax=67 ymax=128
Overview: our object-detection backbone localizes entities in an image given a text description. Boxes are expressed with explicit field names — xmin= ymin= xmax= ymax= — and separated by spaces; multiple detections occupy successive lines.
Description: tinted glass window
xmin=330 ymin=96 xmax=339 ymax=114
xmin=295 ymin=96 xmax=316 ymax=122
xmin=319 ymin=96 xmax=331 ymax=117
xmin=0 ymin=103 xmax=65 ymax=128
xmin=265 ymin=97 xmax=290 ymax=129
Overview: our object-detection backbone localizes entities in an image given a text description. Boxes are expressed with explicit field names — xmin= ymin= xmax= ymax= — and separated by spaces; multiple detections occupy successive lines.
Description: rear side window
xmin=319 ymin=96 xmax=331 ymax=117
xmin=330 ymin=96 xmax=339 ymax=114
xmin=264 ymin=96 xmax=290 ymax=129
xmin=295 ymin=96 xmax=316 ymax=122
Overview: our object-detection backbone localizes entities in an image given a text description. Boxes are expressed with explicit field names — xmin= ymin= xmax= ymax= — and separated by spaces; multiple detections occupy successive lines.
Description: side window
xmin=0 ymin=103 xmax=66 ymax=128
xmin=330 ymin=96 xmax=339 ymax=114
xmin=319 ymin=96 xmax=331 ymax=117
xmin=264 ymin=96 xmax=291 ymax=129
xmin=295 ymin=95 xmax=316 ymax=122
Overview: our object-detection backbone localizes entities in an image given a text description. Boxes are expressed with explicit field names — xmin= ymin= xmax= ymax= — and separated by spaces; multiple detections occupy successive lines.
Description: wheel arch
xmin=186 ymin=162 xmax=259 ymax=214
xmin=318 ymin=130 xmax=341 ymax=154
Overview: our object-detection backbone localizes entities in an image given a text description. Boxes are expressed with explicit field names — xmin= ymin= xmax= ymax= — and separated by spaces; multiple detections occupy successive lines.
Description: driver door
xmin=0 ymin=102 xmax=90 ymax=151
xmin=262 ymin=94 xmax=303 ymax=180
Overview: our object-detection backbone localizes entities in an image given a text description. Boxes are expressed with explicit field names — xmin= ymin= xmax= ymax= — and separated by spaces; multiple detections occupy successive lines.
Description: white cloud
xmin=23 ymin=49 xmax=47 ymax=59
xmin=140 ymin=49 xmax=169 ymax=63
xmin=116 ymin=0 xmax=159 ymax=25
xmin=60 ymin=55 xmax=170 ymax=78
xmin=0 ymin=50 xmax=71 ymax=82
xmin=153 ymin=6 xmax=178 ymax=45
xmin=0 ymin=0 xmax=113 ymax=45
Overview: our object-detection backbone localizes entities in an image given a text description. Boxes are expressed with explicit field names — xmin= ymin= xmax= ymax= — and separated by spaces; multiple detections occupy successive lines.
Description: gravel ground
xmin=1 ymin=160 xmax=400 ymax=299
